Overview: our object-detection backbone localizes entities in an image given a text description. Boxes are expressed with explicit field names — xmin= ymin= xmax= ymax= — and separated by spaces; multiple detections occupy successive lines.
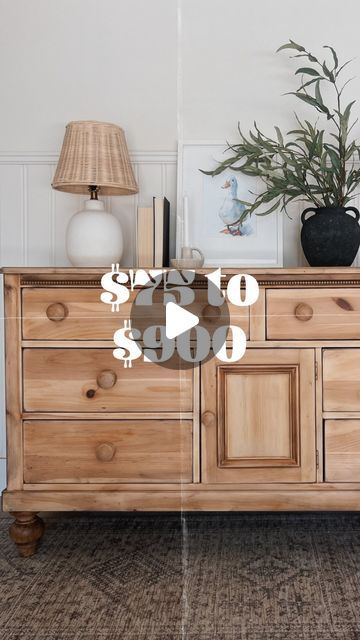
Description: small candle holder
xmin=171 ymin=246 xmax=205 ymax=269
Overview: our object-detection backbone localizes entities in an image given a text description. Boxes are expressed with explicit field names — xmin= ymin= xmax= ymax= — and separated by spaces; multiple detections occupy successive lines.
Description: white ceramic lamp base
xmin=66 ymin=199 xmax=123 ymax=267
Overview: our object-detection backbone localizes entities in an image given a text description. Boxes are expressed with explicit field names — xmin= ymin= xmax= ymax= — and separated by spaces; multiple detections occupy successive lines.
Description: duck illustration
xmin=219 ymin=176 xmax=252 ymax=236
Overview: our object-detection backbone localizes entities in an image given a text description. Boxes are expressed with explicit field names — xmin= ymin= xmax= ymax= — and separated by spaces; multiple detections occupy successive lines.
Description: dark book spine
xmin=152 ymin=196 xmax=156 ymax=268
xmin=162 ymin=198 xmax=170 ymax=267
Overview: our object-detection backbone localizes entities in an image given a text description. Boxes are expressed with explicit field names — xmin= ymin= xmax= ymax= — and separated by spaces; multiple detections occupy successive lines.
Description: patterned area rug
xmin=1 ymin=512 xmax=360 ymax=639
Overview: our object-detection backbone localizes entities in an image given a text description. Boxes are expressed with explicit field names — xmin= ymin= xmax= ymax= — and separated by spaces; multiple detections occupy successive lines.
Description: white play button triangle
xmin=165 ymin=302 xmax=199 ymax=339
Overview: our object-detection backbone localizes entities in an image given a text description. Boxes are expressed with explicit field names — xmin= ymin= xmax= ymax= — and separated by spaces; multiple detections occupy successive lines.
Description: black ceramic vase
xmin=300 ymin=206 xmax=360 ymax=267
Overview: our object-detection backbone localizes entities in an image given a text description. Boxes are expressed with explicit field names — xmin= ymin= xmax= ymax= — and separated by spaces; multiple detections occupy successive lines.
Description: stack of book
xmin=136 ymin=197 xmax=170 ymax=267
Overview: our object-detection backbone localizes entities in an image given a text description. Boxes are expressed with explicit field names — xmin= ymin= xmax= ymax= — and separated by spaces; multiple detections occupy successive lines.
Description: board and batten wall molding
xmin=0 ymin=150 xmax=359 ymax=270
xmin=0 ymin=150 xmax=178 ymax=268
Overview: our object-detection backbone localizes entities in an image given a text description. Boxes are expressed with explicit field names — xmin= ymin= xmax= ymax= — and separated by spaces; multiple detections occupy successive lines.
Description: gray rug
xmin=1 ymin=512 xmax=360 ymax=639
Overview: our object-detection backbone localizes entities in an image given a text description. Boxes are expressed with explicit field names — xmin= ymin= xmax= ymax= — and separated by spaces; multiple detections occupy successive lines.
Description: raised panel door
xmin=201 ymin=348 xmax=316 ymax=483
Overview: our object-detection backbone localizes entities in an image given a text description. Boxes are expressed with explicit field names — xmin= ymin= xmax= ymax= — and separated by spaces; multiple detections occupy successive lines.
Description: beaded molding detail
xmin=21 ymin=277 xmax=360 ymax=288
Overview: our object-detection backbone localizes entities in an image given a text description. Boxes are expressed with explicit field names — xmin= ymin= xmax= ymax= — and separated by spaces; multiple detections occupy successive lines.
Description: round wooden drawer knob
xmin=202 ymin=411 xmax=215 ymax=427
xmin=96 ymin=370 xmax=117 ymax=389
xmin=95 ymin=442 xmax=116 ymax=462
xmin=294 ymin=302 xmax=313 ymax=322
xmin=46 ymin=302 xmax=68 ymax=322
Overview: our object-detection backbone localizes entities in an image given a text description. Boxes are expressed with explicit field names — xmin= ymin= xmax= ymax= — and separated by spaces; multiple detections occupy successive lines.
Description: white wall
xmin=181 ymin=0 xmax=360 ymax=138
xmin=0 ymin=0 xmax=178 ymax=151
xmin=1 ymin=0 xmax=360 ymax=489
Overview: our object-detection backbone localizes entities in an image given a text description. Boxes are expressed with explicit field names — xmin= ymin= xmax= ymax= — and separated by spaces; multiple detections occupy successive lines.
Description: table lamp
xmin=52 ymin=120 xmax=138 ymax=266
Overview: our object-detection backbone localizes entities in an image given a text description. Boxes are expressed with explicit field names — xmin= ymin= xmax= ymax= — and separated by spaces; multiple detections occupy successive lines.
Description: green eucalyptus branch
xmin=201 ymin=40 xmax=360 ymax=221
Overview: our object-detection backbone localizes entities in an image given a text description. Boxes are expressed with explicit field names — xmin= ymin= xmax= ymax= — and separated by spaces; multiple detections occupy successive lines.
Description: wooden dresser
xmin=3 ymin=267 xmax=360 ymax=556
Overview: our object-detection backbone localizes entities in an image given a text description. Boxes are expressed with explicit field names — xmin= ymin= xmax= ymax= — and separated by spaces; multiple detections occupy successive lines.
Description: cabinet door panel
xmin=201 ymin=349 xmax=316 ymax=483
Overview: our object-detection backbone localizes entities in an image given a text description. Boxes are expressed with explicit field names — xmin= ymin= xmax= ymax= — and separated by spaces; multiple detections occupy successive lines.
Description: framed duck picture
xmin=176 ymin=141 xmax=283 ymax=266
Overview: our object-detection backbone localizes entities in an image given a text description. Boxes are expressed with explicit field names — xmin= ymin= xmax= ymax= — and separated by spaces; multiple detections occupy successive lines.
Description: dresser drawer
xmin=323 ymin=349 xmax=360 ymax=411
xmin=267 ymin=289 xmax=360 ymax=339
xmin=23 ymin=420 xmax=193 ymax=483
xmin=325 ymin=420 xmax=360 ymax=482
xmin=22 ymin=287 xmax=249 ymax=340
xmin=23 ymin=348 xmax=192 ymax=412
xmin=22 ymin=288 xmax=162 ymax=340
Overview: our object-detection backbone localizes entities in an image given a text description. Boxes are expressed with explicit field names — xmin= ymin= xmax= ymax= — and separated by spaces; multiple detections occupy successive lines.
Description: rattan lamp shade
xmin=52 ymin=120 xmax=138 ymax=195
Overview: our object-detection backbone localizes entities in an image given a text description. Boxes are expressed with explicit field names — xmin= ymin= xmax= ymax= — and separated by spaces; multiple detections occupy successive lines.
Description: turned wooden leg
xmin=9 ymin=512 xmax=45 ymax=557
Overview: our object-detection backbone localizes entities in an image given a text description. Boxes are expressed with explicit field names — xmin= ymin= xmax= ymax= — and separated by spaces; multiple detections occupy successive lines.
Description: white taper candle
xmin=183 ymin=195 xmax=189 ymax=247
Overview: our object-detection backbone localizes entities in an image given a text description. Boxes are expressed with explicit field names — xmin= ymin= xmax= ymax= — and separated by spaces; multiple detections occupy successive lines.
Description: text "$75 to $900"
xmin=100 ymin=266 xmax=259 ymax=368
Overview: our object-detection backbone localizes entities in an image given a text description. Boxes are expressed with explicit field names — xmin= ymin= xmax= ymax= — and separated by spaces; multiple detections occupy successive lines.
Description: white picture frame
xmin=176 ymin=141 xmax=283 ymax=267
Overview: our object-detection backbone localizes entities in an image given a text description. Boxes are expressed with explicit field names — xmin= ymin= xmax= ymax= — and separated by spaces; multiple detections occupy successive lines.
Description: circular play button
xmin=126 ymin=270 xmax=230 ymax=370
xmin=165 ymin=302 xmax=199 ymax=339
